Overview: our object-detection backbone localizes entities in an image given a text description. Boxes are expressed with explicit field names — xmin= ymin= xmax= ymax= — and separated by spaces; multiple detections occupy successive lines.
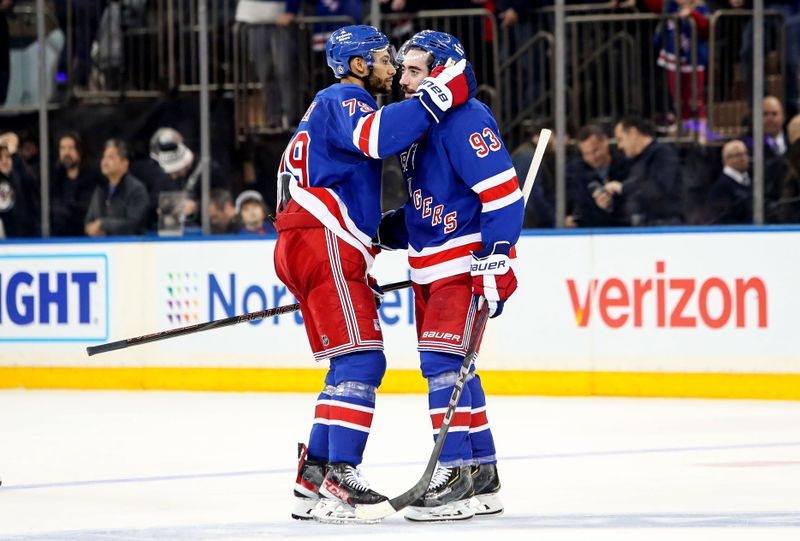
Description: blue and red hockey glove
xmin=414 ymin=59 xmax=477 ymax=123
xmin=470 ymin=241 xmax=518 ymax=318
xmin=367 ymin=274 xmax=384 ymax=309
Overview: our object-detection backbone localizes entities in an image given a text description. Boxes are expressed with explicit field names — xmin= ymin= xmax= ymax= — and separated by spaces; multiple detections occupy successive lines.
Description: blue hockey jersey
xmin=388 ymin=99 xmax=524 ymax=284
xmin=279 ymin=83 xmax=436 ymax=264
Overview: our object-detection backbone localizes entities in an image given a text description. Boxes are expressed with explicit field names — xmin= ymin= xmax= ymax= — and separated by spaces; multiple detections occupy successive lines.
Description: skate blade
xmin=404 ymin=499 xmax=475 ymax=522
xmin=291 ymin=496 xmax=318 ymax=521
xmin=311 ymin=499 xmax=383 ymax=524
xmin=472 ymin=493 xmax=504 ymax=516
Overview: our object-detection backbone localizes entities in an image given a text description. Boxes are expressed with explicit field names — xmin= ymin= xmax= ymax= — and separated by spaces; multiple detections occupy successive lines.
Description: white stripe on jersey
xmin=408 ymin=233 xmax=482 ymax=257
xmin=410 ymin=255 xmax=472 ymax=285
xmin=368 ymin=108 xmax=383 ymax=159
xmin=471 ymin=167 xmax=517 ymax=194
xmin=482 ymin=190 xmax=523 ymax=213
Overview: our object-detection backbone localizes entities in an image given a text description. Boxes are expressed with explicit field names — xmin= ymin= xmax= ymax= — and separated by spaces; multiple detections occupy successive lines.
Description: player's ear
xmin=349 ymin=57 xmax=368 ymax=77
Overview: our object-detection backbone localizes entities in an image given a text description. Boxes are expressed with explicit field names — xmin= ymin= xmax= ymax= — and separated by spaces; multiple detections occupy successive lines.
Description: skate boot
xmin=312 ymin=462 xmax=388 ymax=524
xmin=405 ymin=465 xmax=475 ymax=522
xmin=291 ymin=443 xmax=327 ymax=520
xmin=470 ymin=463 xmax=504 ymax=516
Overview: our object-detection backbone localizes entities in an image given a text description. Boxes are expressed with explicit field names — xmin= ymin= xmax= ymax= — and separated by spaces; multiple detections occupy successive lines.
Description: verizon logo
xmin=566 ymin=261 xmax=767 ymax=329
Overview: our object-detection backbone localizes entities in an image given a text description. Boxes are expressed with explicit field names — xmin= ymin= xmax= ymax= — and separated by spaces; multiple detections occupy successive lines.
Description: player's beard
xmin=366 ymin=71 xmax=392 ymax=95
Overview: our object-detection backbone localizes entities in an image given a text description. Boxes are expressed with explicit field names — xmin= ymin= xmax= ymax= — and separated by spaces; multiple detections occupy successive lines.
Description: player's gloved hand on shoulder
xmin=414 ymin=59 xmax=477 ymax=123
xmin=367 ymin=274 xmax=384 ymax=309
xmin=373 ymin=208 xmax=409 ymax=251
xmin=470 ymin=241 xmax=518 ymax=318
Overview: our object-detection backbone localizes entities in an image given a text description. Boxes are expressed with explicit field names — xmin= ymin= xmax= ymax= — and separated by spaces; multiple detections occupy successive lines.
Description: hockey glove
xmin=470 ymin=241 xmax=517 ymax=318
xmin=367 ymin=274 xmax=385 ymax=309
xmin=374 ymin=208 xmax=409 ymax=251
xmin=414 ymin=59 xmax=477 ymax=123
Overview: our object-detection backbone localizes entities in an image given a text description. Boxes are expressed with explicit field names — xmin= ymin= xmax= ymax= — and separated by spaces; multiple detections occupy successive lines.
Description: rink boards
xmin=1 ymin=227 xmax=799 ymax=399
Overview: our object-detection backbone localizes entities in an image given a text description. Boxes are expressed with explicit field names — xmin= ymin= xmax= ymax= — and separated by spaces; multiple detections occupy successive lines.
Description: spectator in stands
xmin=235 ymin=189 xmax=276 ymax=234
xmin=208 ymin=188 xmax=241 ymax=234
xmin=50 ymin=132 xmax=101 ymax=237
xmin=512 ymin=125 xmax=555 ymax=227
xmin=84 ymin=139 xmax=149 ymax=237
xmin=760 ymin=95 xmax=789 ymax=160
xmin=235 ymin=0 xmax=300 ymax=131
xmin=650 ymin=0 xmax=710 ymax=126
xmin=705 ymin=139 xmax=751 ymax=224
xmin=0 ymin=130 xmax=40 ymax=233
xmin=775 ymin=139 xmax=800 ymax=223
xmin=0 ymin=142 xmax=36 ymax=237
xmin=3 ymin=0 xmax=64 ymax=107
xmin=789 ymin=114 xmax=800 ymax=145
xmin=605 ymin=116 xmax=683 ymax=225
xmin=566 ymin=123 xmax=630 ymax=227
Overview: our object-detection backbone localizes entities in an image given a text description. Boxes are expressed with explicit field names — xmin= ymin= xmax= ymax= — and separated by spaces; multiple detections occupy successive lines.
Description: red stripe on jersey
xmin=478 ymin=176 xmax=520 ymax=204
xmin=409 ymin=242 xmax=483 ymax=269
xmin=430 ymin=410 xmax=471 ymax=430
xmin=314 ymin=401 xmax=330 ymax=420
xmin=470 ymin=409 xmax=488 ymax=428
xmin=328 ymin=404 xmax=374 ymax=429
xmin=303 ymin=187 xmax=349 ymax=233
xmin=357 ymin=113 xmax=377 ymax=156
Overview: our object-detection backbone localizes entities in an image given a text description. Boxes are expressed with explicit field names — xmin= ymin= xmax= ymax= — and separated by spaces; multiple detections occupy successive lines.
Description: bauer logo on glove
xmin=470 ymin=241 xmax=518 ymax=318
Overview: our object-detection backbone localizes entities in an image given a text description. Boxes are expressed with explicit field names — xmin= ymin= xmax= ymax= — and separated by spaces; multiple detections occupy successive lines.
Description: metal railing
xmin=707 ymin=9 xmax=786 ymax=139
xmin=232 ymin=15 xmax=356 ymax=140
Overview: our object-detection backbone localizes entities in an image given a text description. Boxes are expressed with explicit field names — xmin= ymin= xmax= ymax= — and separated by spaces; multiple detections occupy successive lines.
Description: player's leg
xmin=467 ymin=373 xmax=504 ymax=516
xmin=300 ymin=231 xmax=388 ymax=520
xmin=316 ymin=351 xmax=387 ymax=508
xmin=275 ymin=226 xmax=335 ymax=519
xmin=406 ymin=276 xmax=478 ymax=522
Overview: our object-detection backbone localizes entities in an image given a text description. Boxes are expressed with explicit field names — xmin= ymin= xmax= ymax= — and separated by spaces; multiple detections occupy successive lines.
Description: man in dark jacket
xmin=706 ymin=139 xmax=752 ymax=224
xmin=51 ymin=131 xmax=102 ymax=237
xmin=606 ymin=116 xmax=683 ymax=226
xmin=566 ymin=124 xmax=630 ymax=227
xmin=85 ymin=139 xmax=149 ymax=236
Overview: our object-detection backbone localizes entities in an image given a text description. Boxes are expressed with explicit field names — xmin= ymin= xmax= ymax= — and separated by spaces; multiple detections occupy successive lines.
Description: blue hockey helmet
xmin=397 ymin=30 xmax=466 ymax=70
xmin=326 ymin=25 xmax=394 ymax=79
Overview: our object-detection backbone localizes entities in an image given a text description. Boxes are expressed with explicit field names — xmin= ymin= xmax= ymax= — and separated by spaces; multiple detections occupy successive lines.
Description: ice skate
xmin=291 ymin=443 xmax=326 ymax=520
xmin=312 ymin=462 xmax=388 ymax=524
xmin=405 ymin=464 xmax=475 ymax=522
xmin=470 ymin=463 xmax=504 ymax=516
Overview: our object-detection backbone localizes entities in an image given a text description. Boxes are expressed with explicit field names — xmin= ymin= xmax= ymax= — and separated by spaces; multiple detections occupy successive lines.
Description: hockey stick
xmin=85 ymin=279 xmax=412 ymax=357
xmin=353 ymin=128 xmax=552 ymax=521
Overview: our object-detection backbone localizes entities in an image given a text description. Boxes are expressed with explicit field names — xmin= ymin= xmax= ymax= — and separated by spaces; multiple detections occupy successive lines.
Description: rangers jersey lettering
xmin=397 ymin=99 xmax=524 ymax=283
xmin=279 ymin=84 xmax=436 ymax=264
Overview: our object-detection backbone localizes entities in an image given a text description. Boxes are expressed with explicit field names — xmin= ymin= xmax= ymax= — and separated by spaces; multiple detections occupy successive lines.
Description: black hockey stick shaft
xmin=86 ymin=279 xmax=412 ymax=357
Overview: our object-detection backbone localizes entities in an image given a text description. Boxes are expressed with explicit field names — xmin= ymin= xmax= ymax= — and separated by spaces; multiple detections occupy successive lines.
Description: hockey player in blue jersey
xmin=377 ymin=30 xmax=524 ymax=522
xmin=273 ymin=25 xmax=477 ymax=522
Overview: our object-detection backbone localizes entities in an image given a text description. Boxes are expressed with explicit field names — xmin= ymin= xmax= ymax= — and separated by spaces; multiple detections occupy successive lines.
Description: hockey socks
xmin=427 ymin=370 xmax=473 ymax=466
xmin=307 ymin=385 xmax=335 ymax=462
xmin=467 ymin=374 xmax=497 ymax=464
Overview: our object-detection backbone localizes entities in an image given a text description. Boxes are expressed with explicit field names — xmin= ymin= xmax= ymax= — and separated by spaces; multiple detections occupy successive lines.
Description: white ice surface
xmin=1 ymin=390 xmax=799 ymax=540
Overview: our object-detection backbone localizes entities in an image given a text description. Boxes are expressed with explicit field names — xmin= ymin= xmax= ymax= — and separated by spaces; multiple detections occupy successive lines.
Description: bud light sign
xmin=0 ymin=254 xmax=108 ymax=341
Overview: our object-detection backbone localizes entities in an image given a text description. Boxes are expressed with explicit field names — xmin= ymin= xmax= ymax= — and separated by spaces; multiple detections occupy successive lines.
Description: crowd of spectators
xmin=0 ymin=127 xmax=276 ymax=239
xmin=520 ymin=94 xmax=800 ymax=228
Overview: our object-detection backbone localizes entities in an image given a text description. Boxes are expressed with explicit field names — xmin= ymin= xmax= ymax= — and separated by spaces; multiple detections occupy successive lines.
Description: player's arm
xmin=343 ymin=61 xmax=476 ymax=159
xmin=446 ymin=113 xmax=524 ymax=318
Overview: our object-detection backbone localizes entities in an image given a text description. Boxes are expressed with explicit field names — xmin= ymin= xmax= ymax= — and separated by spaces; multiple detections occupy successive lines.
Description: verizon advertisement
xmin=0 ymin=230 xmax=797 ymax=374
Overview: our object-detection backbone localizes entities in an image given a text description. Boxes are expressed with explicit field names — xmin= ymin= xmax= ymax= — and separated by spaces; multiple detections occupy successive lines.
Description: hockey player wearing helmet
xmin=378 ymin=30 xmax=523 ymax=522
xmin=275 ymin=25 xmax=477 ymax=523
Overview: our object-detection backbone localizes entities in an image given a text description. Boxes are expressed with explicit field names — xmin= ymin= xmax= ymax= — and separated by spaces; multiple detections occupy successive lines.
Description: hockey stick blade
xmin=86 ymin=279 xmax=413 ymax=357
xmin=354 ymin=301 xmax=491 ymax=521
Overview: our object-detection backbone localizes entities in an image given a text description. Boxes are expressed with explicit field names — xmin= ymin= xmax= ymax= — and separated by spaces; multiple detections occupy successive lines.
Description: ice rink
xmin=1 ymin=390 xmax=799 ymax=540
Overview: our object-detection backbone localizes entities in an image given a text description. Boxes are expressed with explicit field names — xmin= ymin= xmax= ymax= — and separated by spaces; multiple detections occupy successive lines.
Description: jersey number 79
xmin=284 ymin=131 xmax=311 ymax=187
